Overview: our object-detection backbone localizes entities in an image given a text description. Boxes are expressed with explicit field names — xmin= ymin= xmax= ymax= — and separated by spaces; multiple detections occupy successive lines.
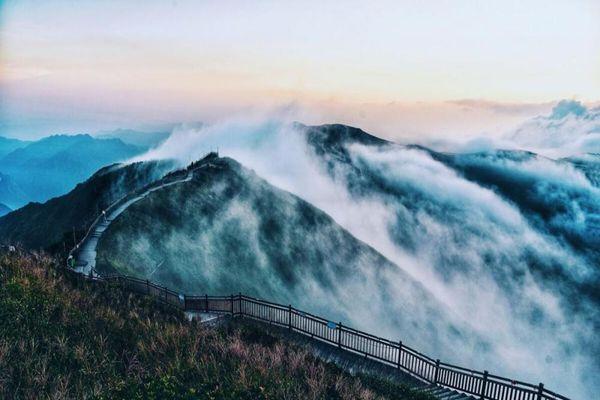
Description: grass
xmin=0 ymin=251 xmax=434 ymax=400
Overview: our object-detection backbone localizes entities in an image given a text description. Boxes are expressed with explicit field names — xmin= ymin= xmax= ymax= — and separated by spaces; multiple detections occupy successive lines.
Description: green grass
xmin=0 ymin=251 xmax=434 ymax=399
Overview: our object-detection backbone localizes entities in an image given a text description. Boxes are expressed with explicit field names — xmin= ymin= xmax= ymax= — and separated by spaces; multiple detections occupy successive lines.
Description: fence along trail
xmin=67 ymin=155 xmax=571 ymax=400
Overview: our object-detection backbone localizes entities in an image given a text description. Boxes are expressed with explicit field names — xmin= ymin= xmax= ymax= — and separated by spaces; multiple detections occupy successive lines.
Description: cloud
xmin=447 ymin=99 xmax=554 ymax=115
xmin=414 ymin=99 xmax=600 ymax=158
xmin=132 ymin=117 xmax=599 ymax=398
xmin=507 ymin=100 xmax=600 ymax=157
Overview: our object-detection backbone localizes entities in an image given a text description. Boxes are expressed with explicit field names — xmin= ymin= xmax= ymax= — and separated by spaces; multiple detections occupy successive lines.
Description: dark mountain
xmin=96 ymin=156 xmax=475 ymax=359
xmin=0 ymin=203 xmax=11 ymax=217
xmin=301 ymin=123 xmax=390 ymax=177
xmin=96 ymin=128 xmax=170 ymax=149
xmin=0 ymin=160 xmax=174 ymax=251
xmin=0 ymin=134 xmax=146 ymax=206
xmin=0 ymin=136 xmax=29 ymax=158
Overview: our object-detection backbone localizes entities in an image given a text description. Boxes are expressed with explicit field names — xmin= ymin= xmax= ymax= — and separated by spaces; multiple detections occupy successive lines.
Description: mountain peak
xmin=296 ymin=123 xmax=390 ymax=147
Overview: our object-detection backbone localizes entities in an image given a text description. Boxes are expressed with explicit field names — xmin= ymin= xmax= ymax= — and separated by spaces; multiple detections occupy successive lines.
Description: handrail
xmin=64 ymin=269 xmax=570 ymax=400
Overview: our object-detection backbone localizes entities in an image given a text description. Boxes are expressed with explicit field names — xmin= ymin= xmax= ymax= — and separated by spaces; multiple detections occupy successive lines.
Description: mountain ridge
xmin=0 ymin=134 xmax=146 ymax=206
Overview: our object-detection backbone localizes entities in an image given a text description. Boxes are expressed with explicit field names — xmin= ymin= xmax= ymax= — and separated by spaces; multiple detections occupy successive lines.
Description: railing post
xmin=537 ymin=383 xmax=544 ymax=400
xmin=205 ymin=294 xmax=208 ymax=312
xmin=288 ymin=305 xmax=292 ymax=331
xmin=230 ymin=294 xmax=234 ymax=315
xmin=239 ymin=292 xmax=243 ymax=316
xmin=480 ymin=370 xmax=488 ymax=400
xmin=434 ymin=359 xmax=440 ymax=384
xmin=146 ymin=279 xmax=149 ymax=294
xmin=183 ymin=294 xmax=188 ymax=310
xmin=396 ymin=340 xmax=403 ymax=369
xmin=337 ymin=322 xmax=343 ymax=348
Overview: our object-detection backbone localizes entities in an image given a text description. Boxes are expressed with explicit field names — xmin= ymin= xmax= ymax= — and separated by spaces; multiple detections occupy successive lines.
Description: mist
xmin=132 ymin=117 xmax=598 ymax=398
xmin=425 ymin=100 xmax=600 ymax=158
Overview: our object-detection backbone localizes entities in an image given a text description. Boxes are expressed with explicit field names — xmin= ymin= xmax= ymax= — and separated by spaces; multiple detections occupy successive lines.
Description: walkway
xmin=73 ymin=171 xmax=193 ymax=275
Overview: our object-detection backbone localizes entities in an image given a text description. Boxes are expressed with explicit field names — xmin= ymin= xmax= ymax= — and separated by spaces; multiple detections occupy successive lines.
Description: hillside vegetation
xmin=0 ymin=250 xmax=432 ymax=400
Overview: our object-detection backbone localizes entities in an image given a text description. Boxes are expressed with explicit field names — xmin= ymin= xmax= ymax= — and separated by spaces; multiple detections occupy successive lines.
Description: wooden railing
xmin=66 ymin=270 xmax=570 ymax=400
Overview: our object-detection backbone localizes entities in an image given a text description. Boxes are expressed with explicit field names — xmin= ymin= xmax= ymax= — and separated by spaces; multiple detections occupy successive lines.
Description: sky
xmin=0 ymin=0 xmax=598 ymax=140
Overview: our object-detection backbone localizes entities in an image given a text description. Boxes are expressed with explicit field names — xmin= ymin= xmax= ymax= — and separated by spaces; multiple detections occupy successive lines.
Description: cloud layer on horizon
xmin=416 ymin=100 xmax=600 ymax=158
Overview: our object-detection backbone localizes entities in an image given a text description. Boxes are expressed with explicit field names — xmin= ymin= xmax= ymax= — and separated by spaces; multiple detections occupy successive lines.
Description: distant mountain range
xmin=0 ymin=136 xmax=30 ymax=159
xmin=95 ymin=128 xmax=170 ymax=149
xmin=0 ymin=172 xmax=28 ymax=209
xmin=0 ymin=134 xmax=150 ymax=208
xmin=0 ymin=159 xmax=174 ymax=251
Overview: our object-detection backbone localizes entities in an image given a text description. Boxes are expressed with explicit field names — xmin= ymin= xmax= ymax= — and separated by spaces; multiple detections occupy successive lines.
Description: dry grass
xmin=0 ymin=251 xmax=433 ymax=400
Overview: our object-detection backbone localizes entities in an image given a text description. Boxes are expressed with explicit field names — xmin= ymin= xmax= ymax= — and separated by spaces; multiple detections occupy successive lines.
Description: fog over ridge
xmin=131 ymin=116 xmax=599 ymax=399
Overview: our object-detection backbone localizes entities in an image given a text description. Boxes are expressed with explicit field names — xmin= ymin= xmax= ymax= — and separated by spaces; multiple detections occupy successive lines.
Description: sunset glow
xmin=1 ymin=0 xmax=598 ymax=138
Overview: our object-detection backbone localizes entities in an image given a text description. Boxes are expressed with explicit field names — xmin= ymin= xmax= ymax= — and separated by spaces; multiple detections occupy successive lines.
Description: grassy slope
xmin=0 ymin=251 xmax=432 ymax=400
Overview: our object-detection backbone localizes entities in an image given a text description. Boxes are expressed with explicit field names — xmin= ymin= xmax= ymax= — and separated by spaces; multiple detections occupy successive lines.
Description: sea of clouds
xmin=131 ymin=102 xmax=599 ymax=399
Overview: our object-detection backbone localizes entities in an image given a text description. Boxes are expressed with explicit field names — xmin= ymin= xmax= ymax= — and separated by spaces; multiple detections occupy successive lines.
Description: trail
xmin=73 ymin=170 xmax=194 ymax=275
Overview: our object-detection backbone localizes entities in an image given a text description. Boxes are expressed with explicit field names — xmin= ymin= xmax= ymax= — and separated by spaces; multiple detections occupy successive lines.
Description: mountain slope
xmin=564 ymin=153 xmax=600 ymax=187
xmin=428 ymin=150 xmax=600 ymax=268
xmin=96 ymin=156 xmax=473 ymax=359
xmin=301 ymin=123 xmax=600 ymax=292
xmin=0 ymin=134 xmax=145 ymax=206
xmin=0 ymin=160 xmax=174 ymax=251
